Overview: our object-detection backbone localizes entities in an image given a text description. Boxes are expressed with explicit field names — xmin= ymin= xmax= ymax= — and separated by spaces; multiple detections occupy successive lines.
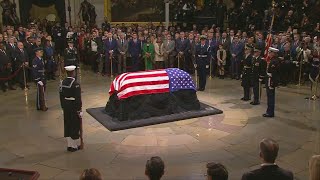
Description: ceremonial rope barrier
xmin=0 ymin=65 xmax=24 ymax=81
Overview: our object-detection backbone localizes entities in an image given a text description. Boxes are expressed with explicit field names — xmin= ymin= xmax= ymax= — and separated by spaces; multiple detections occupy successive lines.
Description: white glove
xmin=78 ymin=111 xmax=83 ymax=118
xmin=205 ymin=65 xmax=209 ymax=68
xmin=194 ymin=64 xmax=197 ymax=68
xmin=37 ymin=81 xmax=44 ymax=86
xmin=259 ymin=78 xmax=263 ymax=82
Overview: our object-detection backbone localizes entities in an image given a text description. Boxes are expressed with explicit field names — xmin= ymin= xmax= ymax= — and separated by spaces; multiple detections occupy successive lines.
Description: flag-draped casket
xmin=105 ymin=68 xmax=200 ymax=121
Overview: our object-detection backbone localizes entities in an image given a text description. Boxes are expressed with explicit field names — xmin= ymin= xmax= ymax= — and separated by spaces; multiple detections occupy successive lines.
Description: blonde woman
xmin=309 ymin=155 xmax=320 ymax=180
xmin=154 ymin=37 xmax=165 ymax=69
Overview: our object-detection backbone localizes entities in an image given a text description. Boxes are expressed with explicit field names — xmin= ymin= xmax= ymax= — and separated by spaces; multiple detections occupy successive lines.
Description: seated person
xmin=241 ymin=138 xmax=293 ymax=180
xmin=206 ymin=162 xmax=228 ymax=180
xmin=145 ymin=156 xmax=165 ymax=180
xmin=79 ymin=168 xmax=102 ymax=180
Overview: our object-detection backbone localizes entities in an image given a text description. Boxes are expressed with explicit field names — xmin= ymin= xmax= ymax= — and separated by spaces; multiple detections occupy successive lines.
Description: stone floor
xmin=0 ymin=70 xmax=319 ymax=180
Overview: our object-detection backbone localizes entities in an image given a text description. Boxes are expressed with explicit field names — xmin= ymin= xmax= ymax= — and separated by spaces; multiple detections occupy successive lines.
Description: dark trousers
xmin=252 ymin=81 xmax=260 ymax=103
xmin=266 ymin=87 xmax=275 ymax=115
xmin=131 ymin=56 xmax=140 ymax=72
xmin=243 ymin=86 xmax=250 ymax=100
xmin=36 ymin=82 xmax=47 ymax=111
xmin=197 ymin=64 xmax=207 ymax=89
xmin=231 ymin=58 xmax=240 ymax=78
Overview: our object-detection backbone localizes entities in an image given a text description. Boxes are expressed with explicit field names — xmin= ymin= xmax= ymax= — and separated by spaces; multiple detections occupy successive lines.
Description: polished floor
xmin=0 ymin=69 xmax=319 ymax=180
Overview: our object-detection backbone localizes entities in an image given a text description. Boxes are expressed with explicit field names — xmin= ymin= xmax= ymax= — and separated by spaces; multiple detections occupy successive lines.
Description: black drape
xmin=19 ymin=0 xmax=66 ymax=25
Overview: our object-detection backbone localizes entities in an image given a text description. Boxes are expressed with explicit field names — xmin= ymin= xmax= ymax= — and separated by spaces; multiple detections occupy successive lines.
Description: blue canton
xmin=165 ymin=68 xmax=196 ymax=92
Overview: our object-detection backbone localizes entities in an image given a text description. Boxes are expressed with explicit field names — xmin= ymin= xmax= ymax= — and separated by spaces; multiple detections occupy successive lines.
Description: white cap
xmin=64 ymin=65 xmax=76 ymax=71
xmin=268 ymin=47 xmax=279 ymax=53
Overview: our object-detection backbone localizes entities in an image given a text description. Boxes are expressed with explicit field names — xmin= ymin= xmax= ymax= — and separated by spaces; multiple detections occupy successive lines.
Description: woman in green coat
xmin=142 ymin=37 xmax=155 ymax=70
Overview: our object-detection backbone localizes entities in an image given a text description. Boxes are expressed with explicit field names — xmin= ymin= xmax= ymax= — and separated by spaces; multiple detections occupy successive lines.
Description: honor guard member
xmin=250 ymin=46 xmax=267 ymax=105
xmin=308 ymin=51 xmax=320 ymax=100
xmin=32 ymin=47 xmax=48 ymax=111
xmin=195 ymin=35 xmax=210 ymax=91
xmin=241 ymin=45 xmax=253 ymax=101
xmin=263 ymin=47 xmax=280 ymax=118
xmin=59 ymin=65 xmax=82 ymax=152
xmin=64 ymin=40 xmax=79 ymax=67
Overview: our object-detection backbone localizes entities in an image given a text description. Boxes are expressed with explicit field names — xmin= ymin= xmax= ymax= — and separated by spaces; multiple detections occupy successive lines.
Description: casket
xmin=105 ymin=68 xmax=200 ymax=121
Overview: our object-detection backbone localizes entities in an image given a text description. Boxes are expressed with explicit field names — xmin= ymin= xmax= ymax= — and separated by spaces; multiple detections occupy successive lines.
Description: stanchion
xmin=177 ymin=54 xmax=180 ymax=69
xmin=22 ymin=64 xmax=28 ymax=105
xmin=110 ymin=54 xmax=113 ymax=78
xmin=209 ymin=58 xmax=212 ymax=79
xmin=194 ymin=64 xmax=198 ymax=88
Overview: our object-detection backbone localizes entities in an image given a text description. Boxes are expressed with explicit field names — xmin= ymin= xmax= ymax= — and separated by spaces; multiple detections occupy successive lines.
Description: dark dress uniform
xmin=64 ymin=46 xmax=79 ymax=79
xmin=241 ymin=53 xmax=253 ymax=101
xmin=59 ymin=76 xmax=82 ymax=151
xmin=264 ymin=57 xmax=280 ymax=117
xmin=251 ymin=55 xmax=267 ymax=105
xmin=195 ymin=43 xmax=209 ymax=91
xmin=32 ymin=53 xmax=48 ymax=111
xmin=309 ymin=56 xmax=319 ymax=99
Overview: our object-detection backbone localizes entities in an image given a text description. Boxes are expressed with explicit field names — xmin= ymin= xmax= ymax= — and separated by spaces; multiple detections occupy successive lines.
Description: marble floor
xmin=0 ymin=70 xmax=319 ymax=180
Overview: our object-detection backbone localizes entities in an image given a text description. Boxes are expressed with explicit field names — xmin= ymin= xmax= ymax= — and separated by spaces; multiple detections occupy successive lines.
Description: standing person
xmin=104 ymin=32 xmax=117 ymax=75
xmin=64 ymin=40 xmax=79 ymax=80
xmin=241 ymin=45 xmax=253 ymax=101
xmin=15 ymin=41 xmax=29 ymax=89
xmin=163 ymin=34 xmax=175 ymax=68
xmin=44 ymin=39 xmax=56 ymax=80
xmin=309 ymin=155 xmax=320 ymax=180
xmin=6 ymin=36 xmax=17 ymax=89
xmin=250 ymin=47 xmax=266 ymax=105
xmin=263 ymin=47 xmax=280 ymax=118
xmin=128 ymin=32 xmax=142 ymax=72
xmin=217 ymin=44 xmax=227 ymax=79
xmin=154 ymin=37 xmax=164 ymax=69
xmin=230 ymin=36 xmax=244 ymax=79
xmin=117 ymin=32 xmax=128 ymax=73
xmin=142 ymin=37 xmax=155 ymax=70
xmin=88 ymin=31 xmax=103 ymax=74
xmin=0 ymin=42 xmax=11 ymax=92
xmin=32 ymin=47 xmax=48 ymax=111
xmin=59 ymin=65 xmax=82 ymax=152
xmin=195 ymin=35 xmax=210 ymax=91
xmin=175 ymin=31 xmax=190 ymax=70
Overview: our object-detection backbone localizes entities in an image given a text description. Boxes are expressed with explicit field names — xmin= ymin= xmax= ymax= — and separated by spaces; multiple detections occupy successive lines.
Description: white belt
xmin=198 ymin=55 xmax=207 ymax=58
xmin=267 ymin=73 xmax=272 ymax=77
xmin=65 ymin=97 xmax=75 ymax=101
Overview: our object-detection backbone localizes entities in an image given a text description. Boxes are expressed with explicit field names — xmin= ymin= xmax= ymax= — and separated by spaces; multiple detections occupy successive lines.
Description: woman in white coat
xmin=154 ymin=37 xmax=165 ymax=69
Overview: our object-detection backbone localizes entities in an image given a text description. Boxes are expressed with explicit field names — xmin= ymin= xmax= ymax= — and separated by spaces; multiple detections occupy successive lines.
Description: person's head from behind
xmin=259 ymin=138 xmax=279 ymax=164
xmin=145 ymin=156 xmax=165 ymax=180
xmin=309 ymin=155 xmax=320 ymax=180
xmin=79 ymin=168 xmax=102 ymax=180
xmin=206 ymin=162 xmax=228 ymax=180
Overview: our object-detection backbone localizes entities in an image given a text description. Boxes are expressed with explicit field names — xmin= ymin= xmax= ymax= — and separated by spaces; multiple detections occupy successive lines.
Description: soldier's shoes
xmin=263 ymin=113 xmax=274 ymax=118
xmin=241 ymin=98 xmax=250 ymax=101
xmin=42 ymin=107 xmax=48 ymax=111
xmin=67 ymin=147 xmax=78 ymax=152
xmin=250 ymin=102 xmax=260 ymax=105
xmin=197 ymin=88 xmax=205 ymax=91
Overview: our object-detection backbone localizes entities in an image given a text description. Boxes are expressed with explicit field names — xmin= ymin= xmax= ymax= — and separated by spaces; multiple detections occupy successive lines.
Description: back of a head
xmin=206 ymin=162 xmax=228 ymax=180
xmin=80 ymin=168 xmax=102 ymax=180
xmin=145 ymin=156 xmax=165 ymax=180
xmin=260 ymin=138 xmax=279 ymax=163
xmin=309 ymin=155 xmax=320 ymax=180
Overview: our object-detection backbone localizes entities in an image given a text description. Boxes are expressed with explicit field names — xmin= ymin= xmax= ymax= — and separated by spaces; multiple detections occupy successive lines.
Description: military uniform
xmin=195 ymin=36 xmax=210 ymax=91
xmin=64 ymin=44 xmax=79 ymax=79
xmin=263 ymin=47 xmax=280 ymax=118
xmin=308 ymin=54 xmax=319 ymax=99
xmin=59 ymin=65 xmax=82 ymax=152
xmin=251 ymin=48 xmax=267 ymax=105
xmin=241 ymin=47 xmax=253 ymax=101
xmin=32 ymin=48 xmax=48 ymax=111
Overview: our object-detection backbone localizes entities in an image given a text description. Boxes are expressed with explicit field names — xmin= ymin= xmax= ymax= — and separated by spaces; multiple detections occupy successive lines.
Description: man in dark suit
xmin=241 ymin=138 xmax=293 ymax=180
xmin=88 ymin=30 xmax=103 ymax=74
xmin=0 ymin=42 xmax=11 ymax=92
xmin=230 ymin=36 xmax=244 ymax=79
xmin=15 ymin=41 xmax=29 ymax=89
xmin=175 ymin=31 xmax=190 ymax=70
xmin=104 ymin=32 xmax=117 ymax=75
xmin=128 ymin=32 xmax=142 ymax=72
xmin=6 ymin=36 xmax=17 ymax=89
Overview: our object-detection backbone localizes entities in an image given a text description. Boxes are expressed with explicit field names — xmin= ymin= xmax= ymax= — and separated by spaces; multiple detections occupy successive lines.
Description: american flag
xmin=264 ymin=33 xmax=273 ymax=63
xmin=109 ymin=68 xmax=196 ymax=99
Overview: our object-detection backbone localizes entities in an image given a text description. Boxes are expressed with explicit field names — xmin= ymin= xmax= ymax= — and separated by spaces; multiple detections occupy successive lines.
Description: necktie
xmin=121 ymin=40 xmax=124 ymax=45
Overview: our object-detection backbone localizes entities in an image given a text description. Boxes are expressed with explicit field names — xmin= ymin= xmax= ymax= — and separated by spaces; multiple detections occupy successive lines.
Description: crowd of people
xmin=78 ymin=138 xmax=320 ymax=180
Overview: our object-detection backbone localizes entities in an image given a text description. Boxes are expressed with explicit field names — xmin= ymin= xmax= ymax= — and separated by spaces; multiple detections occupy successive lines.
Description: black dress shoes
xmin=67 ymin=147 xmax=78 ymax=152
xmin=9 ymin=86 xmax=16 ymax=90
xmin=263 ymin=113 xmax=274 ymax=118
xmin=197 ymin=88 xmax=205 ymax=91
xmin=250 ymin=102 xmax=260 ymax=105
xmin=241 ymin=97 xmax=250 ymax=101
